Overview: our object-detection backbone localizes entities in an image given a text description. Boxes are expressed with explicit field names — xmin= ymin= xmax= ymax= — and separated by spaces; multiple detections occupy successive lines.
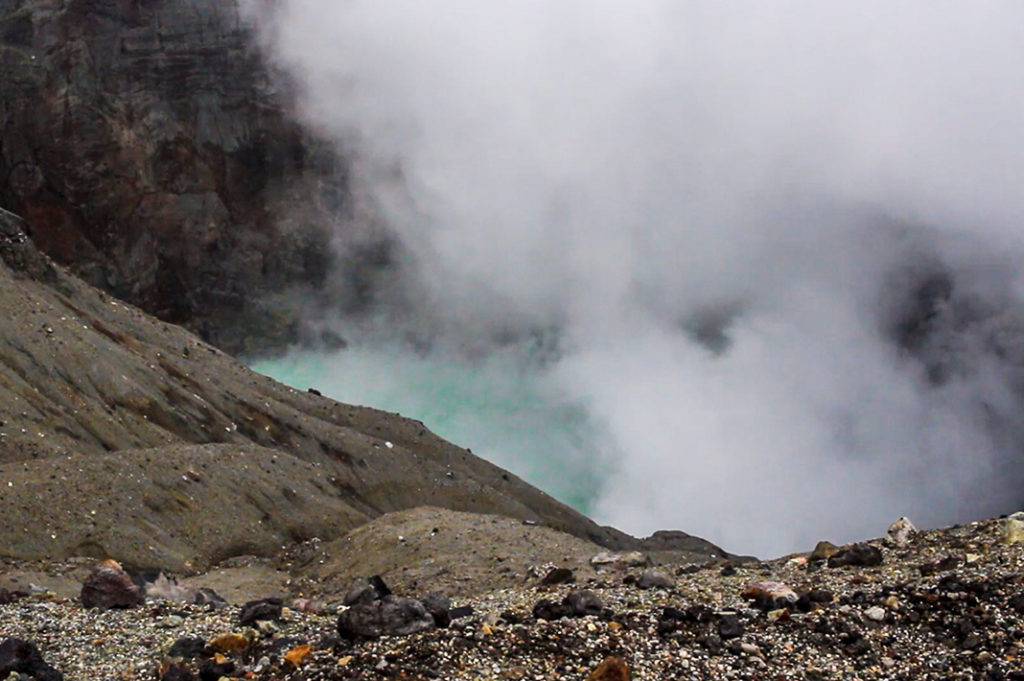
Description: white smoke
xmin=245 ymin=0 xmax=1024 ymax=556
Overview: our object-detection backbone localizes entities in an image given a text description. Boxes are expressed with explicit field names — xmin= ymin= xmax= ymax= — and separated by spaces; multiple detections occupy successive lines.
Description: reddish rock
xmin=80 ymin=559 xmax=144 ymax=609
xmin=741 ymin=580 xmax=799 ymax=609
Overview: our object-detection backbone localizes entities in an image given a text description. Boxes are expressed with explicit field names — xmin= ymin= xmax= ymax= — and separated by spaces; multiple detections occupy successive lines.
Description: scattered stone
xmin=0 ymin=638 xmax=64 ymax=681
xmin=238 ymin=598 xmax=283 ymax=626
xmin=80 ymin=560 xmax=144 ymax=609
xmin=590 ymin=551 xmax=648 ymax=568
xmin=533 ymin=590 xmax=605 ymax=621
xmin=586 ymin=656 xmax=631 ymax=681
xmin=741 ymin=581 xmax=798 ymax=610
xmin=337 ymin=596 xmax=436 ymax=639
xmin=636 ymin=569 xmax=674 ymax=590
xmin=864 ymin=606 xmax=886 ymax=622
xmin=886 ymin=517 xmax=917 ymax=547
xmin=1001 ymin=512 xmax=1024 ymax=544
xmin=809 ymin=541 xmax=839 ymax=562
xmin=565 ymin=590 xmax=605 ymax=617
xmin=827 ymin=543 xmax=883 ymax=568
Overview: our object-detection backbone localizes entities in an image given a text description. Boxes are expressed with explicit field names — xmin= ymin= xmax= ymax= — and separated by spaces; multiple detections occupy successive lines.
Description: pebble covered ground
xmin=5 ymin=515 xmax=1024 ymax=680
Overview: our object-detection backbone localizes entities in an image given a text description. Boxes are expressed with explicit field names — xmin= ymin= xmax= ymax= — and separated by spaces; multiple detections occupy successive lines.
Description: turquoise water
xmin=252 ymin=344 xmax=611 ymax=514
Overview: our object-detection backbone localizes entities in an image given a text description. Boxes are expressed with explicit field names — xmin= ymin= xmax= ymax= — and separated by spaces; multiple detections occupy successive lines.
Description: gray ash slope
xmin=0 ymin=206 xmax=728 ymax=572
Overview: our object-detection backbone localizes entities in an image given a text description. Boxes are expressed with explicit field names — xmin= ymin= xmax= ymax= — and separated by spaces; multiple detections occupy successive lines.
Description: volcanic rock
xmin=534 ymin=589 xmax=605 ymax=620
xmin=80 ymin=560 xmax=144 ymax=609
xmin=886 ymin=517 xmax=917 ymax=547
xmin=809 ymin=541 xmax=839 ymax=562
xmin=636 ymin=569 xmax=675 ymax=590
xmin=827 ymin=543 xmax=884 ymax=568
xmin=337 ymin=596 xmax=436 ymax=639
xmin=238 ymin=598 xmax=283 ymax=626
xmin=538 ymin=567 xmax=575 ymax=586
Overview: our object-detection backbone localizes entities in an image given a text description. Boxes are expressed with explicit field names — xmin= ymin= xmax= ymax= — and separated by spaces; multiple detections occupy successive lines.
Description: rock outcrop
xmin=0 ymin=0 xmax=347 ymax=354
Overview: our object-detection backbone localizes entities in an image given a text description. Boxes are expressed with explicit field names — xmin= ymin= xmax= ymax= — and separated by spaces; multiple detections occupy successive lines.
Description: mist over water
xmin=247 ymin=1 xmax=1024 ymax=556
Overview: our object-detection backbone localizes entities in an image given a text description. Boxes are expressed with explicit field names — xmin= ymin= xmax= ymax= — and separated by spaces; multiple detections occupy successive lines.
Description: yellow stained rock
xmin=209 ymin=633 xmax=249 ymax=653
xmin=284 ymin=644 xmax=312 ymax=668
xmin=337 ymin=655 xmax=354 ymax=666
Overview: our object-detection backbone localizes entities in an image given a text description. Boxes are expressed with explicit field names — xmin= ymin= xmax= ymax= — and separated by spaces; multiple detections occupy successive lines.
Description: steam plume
xmin=246 ymin=1 xmax=1024 ymax=555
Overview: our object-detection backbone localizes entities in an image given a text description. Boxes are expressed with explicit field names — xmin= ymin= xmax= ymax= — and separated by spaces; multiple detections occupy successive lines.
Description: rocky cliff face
xmin=0 ymin=0 xmax=347 ymax=354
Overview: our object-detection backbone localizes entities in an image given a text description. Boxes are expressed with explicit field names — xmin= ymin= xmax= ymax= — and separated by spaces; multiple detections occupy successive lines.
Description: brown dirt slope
xmin=293 ymin=506 xmax=609 ymax=599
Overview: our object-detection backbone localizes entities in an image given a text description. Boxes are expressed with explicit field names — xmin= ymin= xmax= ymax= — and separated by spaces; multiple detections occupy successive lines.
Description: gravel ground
xmin=4 ymin=514 xmax=1024 ymax=680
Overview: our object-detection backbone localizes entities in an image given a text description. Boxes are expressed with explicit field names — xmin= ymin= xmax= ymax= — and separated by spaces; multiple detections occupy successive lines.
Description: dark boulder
xmin=539 ymin=567 xmax=575 ymax=586
xmin=636 ymin=569 xmax=675 ymax=590
xmin=534 ymin=589 xmax=606 ymax=620
xmin=828 ymin=544 xmax=884 ymax=568
xmin=0 ymin=638 xmax=64 ymax=681
xmin=166 ymin=637 xmax=208 ymax=661
xmin=717 ymin=613 xmax=745 ymax=639
xmin=337 ymin=595 xmax=436 ymax=639
xmin=238 ymin=597 xmax=283 ymax=625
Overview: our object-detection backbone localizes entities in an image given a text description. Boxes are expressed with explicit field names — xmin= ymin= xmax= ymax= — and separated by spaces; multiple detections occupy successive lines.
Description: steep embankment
xmin=0 ymin=207 xmax=728 ymax=571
